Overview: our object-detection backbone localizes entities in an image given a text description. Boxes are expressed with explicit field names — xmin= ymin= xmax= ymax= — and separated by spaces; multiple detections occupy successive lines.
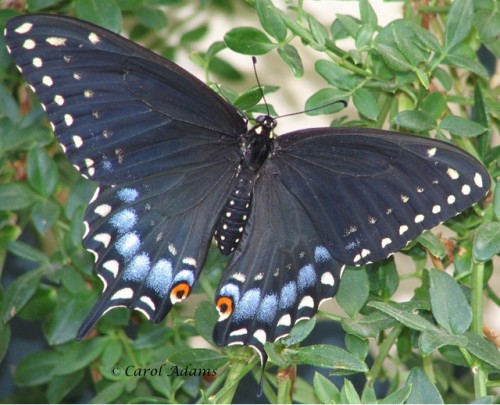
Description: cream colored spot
xmin=42 ymin=75 xmax=53 ymax=87
xmin=54 ymin=95 xmax=64 ymax=106
xmin=32 ymin=57 xmax=43 ymax=68
xmin=15 ymin=22 xmax=33 ymax=34
xmin=46 ymin=36 xmax=67 ymax=46
xmin=415 ymin=214 xmax=425 ymax=223
xmin=447 ymin=168 xmax=459 ymax=180
xmin=461 ymin=184 xmax=471 ymax=195
xmin=474 ymin=173 xmax=483 ymax=188
xmin=72 ymin=135 xmax=83 ymax=148
xmin=381 ymin=238 xmax=392 ymax=248
xmin=64 ymin=114 xmax=73 ymax=126
xmin=88 ymin=32 xmax=100 ymax=44
xmin=22 ymin=39 xmax=36 ymax=49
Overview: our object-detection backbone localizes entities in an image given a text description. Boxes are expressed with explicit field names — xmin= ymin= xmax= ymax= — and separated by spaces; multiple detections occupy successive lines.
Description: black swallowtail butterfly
xmin=5 ymin=14 xmax=490 ymax=366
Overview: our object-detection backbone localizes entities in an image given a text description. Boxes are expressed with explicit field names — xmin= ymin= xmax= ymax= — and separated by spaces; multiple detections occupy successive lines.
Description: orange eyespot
xmin=216 ymin=296 xmax=233 ymax=321
xmin=170 ymin=282 xmax=191 ymax=304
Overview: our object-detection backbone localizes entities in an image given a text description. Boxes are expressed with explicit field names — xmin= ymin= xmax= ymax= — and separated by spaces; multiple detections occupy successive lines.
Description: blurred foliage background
xmin=0 ymin=0 xmax=499 ymax=403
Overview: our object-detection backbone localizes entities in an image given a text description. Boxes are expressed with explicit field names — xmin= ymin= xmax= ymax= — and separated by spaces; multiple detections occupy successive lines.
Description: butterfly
xmin=5 ymin=14 xmax=490 ymax=366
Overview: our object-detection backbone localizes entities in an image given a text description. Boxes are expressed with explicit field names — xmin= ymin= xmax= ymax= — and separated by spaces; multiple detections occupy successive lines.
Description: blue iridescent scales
xmin=5 ymin=14 xmax=491 ymax=368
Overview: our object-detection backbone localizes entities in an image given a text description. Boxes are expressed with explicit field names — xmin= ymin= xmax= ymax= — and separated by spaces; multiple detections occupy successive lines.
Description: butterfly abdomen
xmin=214 ymin=171 xmax=253 ymax=254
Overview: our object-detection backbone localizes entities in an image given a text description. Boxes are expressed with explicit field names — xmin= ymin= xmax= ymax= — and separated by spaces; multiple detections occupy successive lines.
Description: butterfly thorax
xmin=214 ymin=115 xmax=275 ymax=255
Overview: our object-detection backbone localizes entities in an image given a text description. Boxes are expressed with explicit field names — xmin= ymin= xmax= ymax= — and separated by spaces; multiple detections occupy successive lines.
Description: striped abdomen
xmin=214 ymin=172 xmax=254 ymax=254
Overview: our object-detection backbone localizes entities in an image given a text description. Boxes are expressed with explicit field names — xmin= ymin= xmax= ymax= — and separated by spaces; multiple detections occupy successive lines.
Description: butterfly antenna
xmin=275 ymin=99 xmax=348 ymax=120
xmin=252 ymin=56 xmax=270 ymax=116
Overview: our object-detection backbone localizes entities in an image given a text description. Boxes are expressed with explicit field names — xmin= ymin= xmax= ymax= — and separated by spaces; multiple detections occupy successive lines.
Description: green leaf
xmin=307 ymin=13 xmax=327 ymax=47
xmin=169 ymin=348 xmax=228 ymax=369
xmin=335 ymin=15 xmax=360 ymax=39
xmin=101 ymin=339 xmax=123 ymax=369
xmin=7 ymin=240 xmax=48 ymax=263
xmin=340 ymin=379 xmax=361 ymax=404
xmin=429 ymin=268 xmax=472 ymax=334
xmin=336 ymin=267 xmax=369 ymax=317
xmin=47 ymin=369 xmax=85 ymax=403
xmin=44 ymin=293 xmax=98 ymax=345
xmin=313 ymin=372 xmax=341 ymax=404
xmin=494 ymin=180 xmax=500 ymax=220
xmin=91 ymin=380 xmax=127 ymax=404
xmin=205 ymin=41 xmax=227 ymax=60
xmin=379 ymin=384 xmax=412 ymax=404
xmin=208 ymin=57 xmax=244 ymax=82
xmin=195 ymin=302 xmax=218 ymax=345
xmin=445 ymin=0 xmax=473 ymax=51
xmin=134 ymin=327 xmax=170 ymax=349
xmin=0 ymin=183 xmax=39 ymax=211
xmin=181 ymin=24 xmax=208 ymax=44
xmin=234 ymin=86 xmax=264 ymax=110
xmin=281 ymin=317 xmax=316 ymax=346
xmin=305 ymin=88 xmax=350 ymax=116
xmin=27 ymin=147 xmax=59 ymax=196
xmin=374 ymin=44 xmax=413 ymax=72
xmin=406 ymin=367 xmax=444 ymax=404
xmin=419 ymin=329 xmax=468 ymax=356
xmin=417 ymin=231 xmax=445 ymax=258
xmin=26 ymin=0 xmax=60 ymax=11
xmin=256 ymin=0 xmax=287 ymax=41
xmin=352 ymin=88 xmax=378 ymax=121
xmin=315 ymin=60 xmax=361 ymax=90
xmin=359 ymin=0 xmax=377 ymax=30
xmin=393 ymin=110 xmax=435 ymax=132
xmin=0 ymin=82 xmax=20 ymax=122
xmin=17 ymin=285 xmax=57 ymax=320
xmin=421 ymin=92 xmax=447 ymax=120
xmin=14 ymin=350 xmax=61 ymax=386
xmin=367 ymin=301 xmax=438 ymax=332
xmin=75 ymin=0 xmax=122 ymax=32
xmin=443 ymin=54 xmax=489 ymax=77
xmin=2 ymin=269 xmax=43 ymax=322
xmin=345 ymin=333 xmax=369 ymax=361
xmin=463 ymin=332 xmax=500 ymax=370
xmin=277 ymin=44 xmax=303 ymax=78
xmin=293 ymin=345 xmax=368 ymax=373
xmin=224 ymin=27 xmax=275 ymax=55
xmin=391 ymin=23 xmax=427 ymax=66
xmin=31 ymin=199 xmax=61 ymax=234
xmin=433 ymin=68 xmax=452 ymax=91
xmin=136 ymin=6 xmax=167 ymax=30
xmin=439 ymin=115 xmax=486 ymax=137
xmin=54 ymin=338 xmax=108 ymax=375
xmin=376 ymin=259 xmax=399 ymax=300
xmin=0 ymin=322 xmax=11 ymax=363
xmin=473 ymin=220 xmax=498 ymax=261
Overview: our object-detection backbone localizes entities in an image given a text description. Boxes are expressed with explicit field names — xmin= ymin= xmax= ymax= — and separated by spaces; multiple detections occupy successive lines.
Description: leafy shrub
xmin=0 ymin=0 xmax=498 ymax=403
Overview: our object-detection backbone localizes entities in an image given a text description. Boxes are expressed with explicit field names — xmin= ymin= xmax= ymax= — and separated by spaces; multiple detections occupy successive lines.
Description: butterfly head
xmin=255 ymin=115 xmax=277 ymax=135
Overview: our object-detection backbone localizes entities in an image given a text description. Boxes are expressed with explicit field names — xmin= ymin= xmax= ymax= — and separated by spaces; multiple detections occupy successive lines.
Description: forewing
xmin=5 ymin=14 xmax=246 ymax=336
xmin=273 ymin=127 xmax=490 ymax=266
xmin=213 ymin=168 xmax=345 ymax=362
xmin=5 ymin=14 xmax=246 ymax=183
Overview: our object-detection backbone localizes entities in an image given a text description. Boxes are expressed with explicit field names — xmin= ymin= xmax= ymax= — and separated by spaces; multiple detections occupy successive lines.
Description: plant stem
xmin=471 ymin=260 xmax=488 ymax=398
xmin=365 ymin=325 xmax=403 ymax=389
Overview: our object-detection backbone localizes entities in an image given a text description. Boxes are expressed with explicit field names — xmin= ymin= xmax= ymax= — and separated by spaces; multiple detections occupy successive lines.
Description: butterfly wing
xmin=272 ymin=127 xmax=490 ymax=266
xmin=213 ymin=167 xmax=345 ymax=363
xmin=5 ymin=14 xmax=246 ymax=336
xmin=213 ymin=126 xmax=489 ymax=361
